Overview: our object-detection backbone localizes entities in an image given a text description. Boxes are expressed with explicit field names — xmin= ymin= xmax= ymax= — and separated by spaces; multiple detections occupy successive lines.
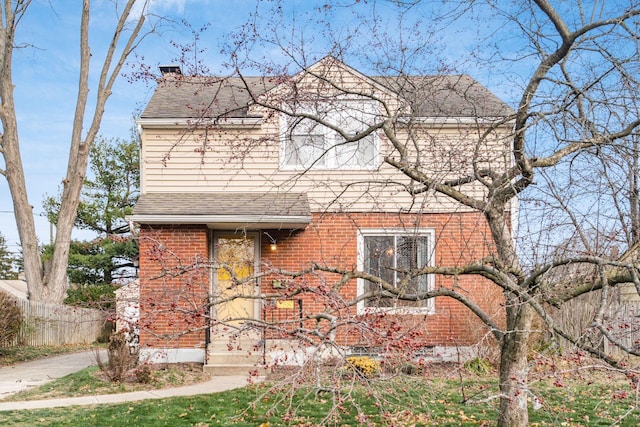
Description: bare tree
xmin=223 ymin=2 xmax=640 ymax=426
xmin=132 ymin=1 xmax=640 ymax=426
xmin=0 ymin=1 xmax=152 ymax=303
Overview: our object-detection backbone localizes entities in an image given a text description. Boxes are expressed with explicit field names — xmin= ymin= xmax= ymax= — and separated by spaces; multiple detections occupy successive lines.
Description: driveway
xmin=0 ymin=350 xmax=104 ymax=398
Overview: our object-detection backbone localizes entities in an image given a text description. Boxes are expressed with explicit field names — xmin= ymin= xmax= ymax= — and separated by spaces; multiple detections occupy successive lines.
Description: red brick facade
xmin=260 ymin=211 xmax=503 ymax=348
xmin=138 ymin=225 xmax=210 ymax=351
xmin=138 ymin=211 xmax=504 ymax=353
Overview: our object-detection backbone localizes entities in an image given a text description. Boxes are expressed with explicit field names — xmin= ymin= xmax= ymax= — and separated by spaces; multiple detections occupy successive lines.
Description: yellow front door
xmin=213 ymin=234 xmax=258 ymax=326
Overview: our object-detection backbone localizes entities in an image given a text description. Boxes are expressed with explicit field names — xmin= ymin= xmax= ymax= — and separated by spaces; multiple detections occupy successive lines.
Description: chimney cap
xmin=159 ymin=65 xmax=182 ymax=75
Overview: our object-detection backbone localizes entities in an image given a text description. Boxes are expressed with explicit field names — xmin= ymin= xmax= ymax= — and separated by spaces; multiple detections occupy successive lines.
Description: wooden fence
xmin=16 ymin=299 xmax=108 ymax=346
xmin=603 ymin=284 xmax=640 ymax=357
xmin=551 ymin=285 xmax=640 ymax=357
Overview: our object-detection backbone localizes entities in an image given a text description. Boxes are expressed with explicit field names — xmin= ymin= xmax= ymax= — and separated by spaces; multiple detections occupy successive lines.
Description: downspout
xmin=262 ymin=296 xmax=266 ymax=366
xmin=205 ymin=298 xmax=210 ymax=366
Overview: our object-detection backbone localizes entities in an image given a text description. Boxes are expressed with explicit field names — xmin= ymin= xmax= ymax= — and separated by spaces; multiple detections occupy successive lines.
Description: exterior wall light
xmin=264 ymin=232 xmax=277 ymax=251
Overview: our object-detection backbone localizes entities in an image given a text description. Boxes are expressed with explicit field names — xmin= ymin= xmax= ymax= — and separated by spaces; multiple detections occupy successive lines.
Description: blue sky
xmin=1 ymin=0 xmax=258 ymax=252
xmin=0 ymin=0 xmax=520 ymax=254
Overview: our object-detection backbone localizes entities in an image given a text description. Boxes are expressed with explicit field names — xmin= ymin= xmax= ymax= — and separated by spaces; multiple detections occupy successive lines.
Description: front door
xmin=212 ymin=232 xmax=259 ymax=327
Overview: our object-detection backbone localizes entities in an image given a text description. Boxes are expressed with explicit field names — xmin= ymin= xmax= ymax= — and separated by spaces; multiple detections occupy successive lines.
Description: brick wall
xmin=137 ymin=211 xmax=504 ymax=353
xmin=138 ymin=225 xmax=209 ymax=350
xmin=260 ymin=211 xmax=504 ymax=348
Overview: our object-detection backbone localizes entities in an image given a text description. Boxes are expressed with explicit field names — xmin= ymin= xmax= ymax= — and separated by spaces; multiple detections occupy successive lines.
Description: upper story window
xmin=358 ymin=229 xmax=435 ymax=314
xmin=281 ymin=100 xmax=380 ymax=170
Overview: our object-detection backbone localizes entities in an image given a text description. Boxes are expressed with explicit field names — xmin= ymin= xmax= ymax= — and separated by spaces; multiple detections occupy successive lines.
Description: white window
xmin=281 ymin=100 xmax=380 ymax=170
xmin=284 ymin=120 xmax=327 ymax=168
xmin=357 ymin=229 xmax=435 ymax=313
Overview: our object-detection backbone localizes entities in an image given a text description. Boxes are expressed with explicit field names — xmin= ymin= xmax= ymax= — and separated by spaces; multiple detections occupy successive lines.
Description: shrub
xmin=464 ymin=357 xmax=492 ymax=376
xmin=134 ymin=364 xmax=152 ymax=384
xmin=65 ymin=283 xmax=117 ymax=310
xmin=0 ymin=291 xmax=23 ymax=347
xmin=400 ymin=362 xmax=424 ymax=375
xmin=95 ymin=330 xmax=138 ymax=382
xmin=346 ymin=356 xmax=381 ymax=377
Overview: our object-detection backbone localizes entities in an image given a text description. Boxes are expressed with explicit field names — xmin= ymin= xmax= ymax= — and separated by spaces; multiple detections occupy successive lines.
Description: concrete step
xmin=205 ymin=338 xmax=266 ymax=375
xmin=207 ymin=340 xmax=264 ymax=353
xmin=207 ymin=330 xmax=263 ymax=353
xmin=206 ymin=351 xmax=263 ymax=365
xmin=203 ymin=363 xmax=267 ymax=376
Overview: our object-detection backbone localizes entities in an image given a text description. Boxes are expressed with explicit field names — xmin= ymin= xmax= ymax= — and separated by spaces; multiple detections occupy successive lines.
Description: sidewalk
xmin=0 ymin=351 xmax=257 ymax=411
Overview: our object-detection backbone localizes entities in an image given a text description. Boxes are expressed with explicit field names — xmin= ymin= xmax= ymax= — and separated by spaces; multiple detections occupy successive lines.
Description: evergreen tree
xmin=43 ymin=136 xmax=139 ymax=306
xmin=0 ymin=232 xmax=18 ymax=280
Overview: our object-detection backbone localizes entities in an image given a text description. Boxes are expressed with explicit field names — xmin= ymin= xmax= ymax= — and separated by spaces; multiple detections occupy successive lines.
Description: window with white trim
xmin=281 ymin=100 xmax=379 ymax=170
xmin=358 ymin=229 xmax=434 ymax=312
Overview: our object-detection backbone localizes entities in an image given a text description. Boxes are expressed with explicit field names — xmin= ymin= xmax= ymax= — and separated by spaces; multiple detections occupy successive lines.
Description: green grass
xmin=2 ymin=364 xmax=209 ymax=402
xmin=0 ymin=375 xmax=639 ymax=426
xmin=2 ymin=367 xmax=126 ymax=401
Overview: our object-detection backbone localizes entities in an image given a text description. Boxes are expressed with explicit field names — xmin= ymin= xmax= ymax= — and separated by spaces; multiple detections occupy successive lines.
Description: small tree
xmin=95 ymin=329 xmax=139 ymax=382
xmin=217 ymin=2 xmax=640 ymax=426
xmin=0 ymin=232 xmax=18 ymax=280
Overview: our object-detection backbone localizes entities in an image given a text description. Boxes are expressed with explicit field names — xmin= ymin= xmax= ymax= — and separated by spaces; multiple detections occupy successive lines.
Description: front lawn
xmin=2 ymin=364 xmax=209 ymax=402
xmin=1 ymin=373 xmax=639 ymax=426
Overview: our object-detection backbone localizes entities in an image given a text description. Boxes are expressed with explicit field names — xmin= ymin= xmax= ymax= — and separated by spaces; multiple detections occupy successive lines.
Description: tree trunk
xmin=483 ymin=205 xmax=533 ymax=426
xmin=1 ymin=1 xmax=146 ymax=303
xmin=43 ymin=150 xmax=91 ymax=303
xmin=497 ymin=299 xmax=534 ymax=427
xmin=0 ymin=7 xmax=46 ymax=300
xmin=4 ymin=136 xmax=44 ymax=300
xmin=630 ymin=136 xmax=639 ymax=246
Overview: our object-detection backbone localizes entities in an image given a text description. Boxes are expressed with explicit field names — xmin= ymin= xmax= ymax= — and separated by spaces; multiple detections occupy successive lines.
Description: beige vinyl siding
xmin=137 ymin=56 xmax=514 ymax=216
xmin=140 ymin=117 xmax=511 ymax=213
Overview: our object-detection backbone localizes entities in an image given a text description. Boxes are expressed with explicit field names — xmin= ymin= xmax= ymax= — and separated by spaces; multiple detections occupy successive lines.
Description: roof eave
xmin=127 ymin=214 xmax=312 ymax=230
xmin=136 ymin=117 xmax=263 ymax=129
xmin=400 ymin=116 xmax=515 ymax=126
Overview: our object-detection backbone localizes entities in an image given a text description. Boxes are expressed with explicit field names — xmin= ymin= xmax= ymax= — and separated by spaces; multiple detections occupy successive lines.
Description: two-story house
xmin=130 ymin=56 xmax=513 ymax=373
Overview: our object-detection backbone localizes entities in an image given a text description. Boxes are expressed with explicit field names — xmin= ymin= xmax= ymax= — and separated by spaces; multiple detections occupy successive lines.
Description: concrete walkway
xmin=0 ymin=351 xmax=257 ymax=411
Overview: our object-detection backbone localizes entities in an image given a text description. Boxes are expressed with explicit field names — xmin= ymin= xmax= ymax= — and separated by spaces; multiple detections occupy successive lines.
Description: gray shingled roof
xmin=141 ymin=68 xmax=512 ymax=120
xmin=141 ymin=77 xmax=276 ymax=119
xmin=133 ymin=192 xmax=310 ymax=217
xmin=374 ymin=75 xmax=513 ymax=118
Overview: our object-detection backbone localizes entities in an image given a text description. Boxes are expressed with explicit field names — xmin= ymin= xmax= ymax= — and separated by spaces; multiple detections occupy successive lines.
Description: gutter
xmin=136 ymin=117 xmax=264 ymax=129
xmin=398 ymin=116 xmax=515 ymax=126
xmin=127 ymin=214 xmax=312 ymax=230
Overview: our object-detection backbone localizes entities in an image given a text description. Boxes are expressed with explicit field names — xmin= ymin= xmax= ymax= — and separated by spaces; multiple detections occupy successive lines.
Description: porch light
xmin=264 ymin=232 xmax=277 ymax=251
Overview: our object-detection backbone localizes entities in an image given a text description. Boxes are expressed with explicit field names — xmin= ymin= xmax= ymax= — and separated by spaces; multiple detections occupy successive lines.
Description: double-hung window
xmin=285 ymin=120 xmax=327 ymax=168
xmin=358 ymin=229 xmax=435 ymax=313
xmin=281 ymin=100 xmax=380 ymax=170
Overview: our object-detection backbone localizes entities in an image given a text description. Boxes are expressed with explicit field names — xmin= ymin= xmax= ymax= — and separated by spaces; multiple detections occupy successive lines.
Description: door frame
xmin=210 ymin=230 xmax=262 ymax=324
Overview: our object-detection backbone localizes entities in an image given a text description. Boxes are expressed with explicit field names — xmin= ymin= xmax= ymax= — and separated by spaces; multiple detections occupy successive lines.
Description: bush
xmin=0 ymin=291 xmax=23 ymax=347
xmin=134 ymin=364 xmax=152 ymax=384
xmin=346 ymin=356 xmax=381 ymax=377
xmin=65 ymin=283 xmax=117 ymax=310
xmin=464 ymin=357 xmax=492 ymax=376
xmin=95 ymin=330 xmax=138 ymax=382
xmin=400 ymin=362 xmax=424 ymax=375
